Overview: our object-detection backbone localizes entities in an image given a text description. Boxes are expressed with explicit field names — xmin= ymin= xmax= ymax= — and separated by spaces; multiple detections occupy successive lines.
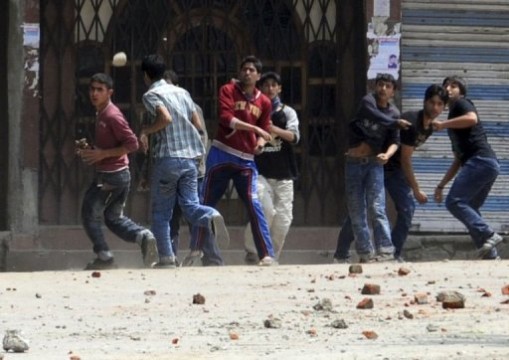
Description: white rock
xmin=3 ymin=329 xmax=29 ymax=352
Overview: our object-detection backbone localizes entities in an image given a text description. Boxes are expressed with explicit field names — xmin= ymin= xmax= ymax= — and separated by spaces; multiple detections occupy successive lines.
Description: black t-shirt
xmin=447 ymin=98 xmax=496 ymax=163
xmin=385 ymin=110 xmax=432 ymax=171
xmin=348 ymin=93 xmax=400 ymax=154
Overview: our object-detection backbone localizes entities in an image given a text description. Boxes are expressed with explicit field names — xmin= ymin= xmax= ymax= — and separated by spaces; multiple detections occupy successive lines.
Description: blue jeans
xmin=151 ymin=157 xmax=222 ymax=262
xmin=344 ymin=157 xmax=394 ymax=256
xmin=384 ymin=168 xmax=415 ymax=257
xmin=82 ymin=169 xmax=146 ymax=254
xmin=195 ymin=146 xmax=274 ymax=261
xmin=446 ymin=155 xmax=499 ymax=258
xmin=170 ymin=177 xmax=204 ymax=255
xmin=336 ymin=167 xmax=415 ymax=259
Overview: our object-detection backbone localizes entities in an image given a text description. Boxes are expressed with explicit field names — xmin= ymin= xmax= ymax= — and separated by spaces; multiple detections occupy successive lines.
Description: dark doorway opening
xmin=0 ymin=0 xmax=9 ymax=230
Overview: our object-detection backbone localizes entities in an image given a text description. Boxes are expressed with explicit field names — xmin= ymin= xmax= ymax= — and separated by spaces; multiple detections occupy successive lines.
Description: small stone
xmin=313 ymin=298 xmax=333 ymax=311
xmin=264 ymin=318 xmax=282 ymax=329
xmin=414 ymin=292 xmax=428 ymax=305
xmin=426 ymin=324 xmax=439 ymax=332
xmin=362 ymin=330 xmax=378 ymax=340
xmin=437 ymin=291 xmax=465 ymax=309
xmin=331 ymin=319 xmax=348 ymax=329
xmin=349 ymin=264 xmax=363 ymax=274
xmin=357 ymin=298 xmax=374 ymax=309
xmin=171 ymin=338 xmax=179 ymax=345
xmin=192 ymin=293 xmax=206 ymax=305
xmin=361 ymin=283 xmax=380 ymax=295
xmin=307 ymin=328 xmax=317 ymax=337
xmin=69 ymin=355 xmax=81 ymax=360
xmin=501 ymin=285 xmax=509 ymax=295
xmin=3 ymin=329 xmax=30 ymax=353
xmin=403 ymin=310 xmax=414 ymax=319
xmin=144 ymin=290 xmax=156 ymax=296
xmin=91 ymin=271 xmax=101 ymax=278
xmin=229 ymin=332 xmax=239 ymax=340
xmin=398 ymin=267 xmax=411 ymax=276
xmin=35 ymin=293 xmax=42 ymax=299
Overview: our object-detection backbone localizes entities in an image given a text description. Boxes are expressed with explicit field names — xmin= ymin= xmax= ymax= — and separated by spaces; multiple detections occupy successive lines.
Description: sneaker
xmin=153 ymin=256 xmax=177 ymax=269
xmin=140 ymin=231 xmax=159 ymax=268
xmin=333 ymin=257 xmax=350 ymax=264
xmin=211 ymin=214 xmax=230 ymax=249
xmin=244 ymin=252 xmax=259 ymax=265
xmin=259 ymin=256 xmax=278 ymax=266
xmin=376 ymin=252 xmax=395 ymax=262
xmin=358 ymin=253 xmax=375 ymax=263
xmin=394 ymin=255 xmax=406 ymax=263
xmin=182 ymin=250 xmax=203 ymax=267
xmin=84 ymin=257 xmax=117 ymax=270
xmin=478 ymin=233 xmax=504 ymax=258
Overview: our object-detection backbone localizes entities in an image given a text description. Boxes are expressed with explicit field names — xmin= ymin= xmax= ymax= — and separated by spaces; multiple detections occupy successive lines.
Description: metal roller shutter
xmin=401 ymin=0 xmax=509 ymax=233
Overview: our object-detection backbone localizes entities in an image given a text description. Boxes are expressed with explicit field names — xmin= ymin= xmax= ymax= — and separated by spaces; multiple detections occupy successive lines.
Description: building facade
xmin=1 ymin=0 xmax=508 ymax=268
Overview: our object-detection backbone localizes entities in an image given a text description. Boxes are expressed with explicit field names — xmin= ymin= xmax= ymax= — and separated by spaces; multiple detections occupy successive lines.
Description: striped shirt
xmin=142 ymin=80 xmax=205 ymax=159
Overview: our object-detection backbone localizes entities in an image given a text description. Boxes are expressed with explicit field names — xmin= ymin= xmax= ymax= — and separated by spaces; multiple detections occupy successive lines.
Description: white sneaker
xmin=478 ymin=233 xmax=503 ymax=258
xmin=259 ymin=256 xmax=278 ymax=266
xmin=210 ymin=214 xmax=230 ymax=249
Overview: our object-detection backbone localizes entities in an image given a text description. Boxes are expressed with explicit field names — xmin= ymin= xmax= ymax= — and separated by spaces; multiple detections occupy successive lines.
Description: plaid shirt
xmin=142 ymin=80 xmax=205 ymax=159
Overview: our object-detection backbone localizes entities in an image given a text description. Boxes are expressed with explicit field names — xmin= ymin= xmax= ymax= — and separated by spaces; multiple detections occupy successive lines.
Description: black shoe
xmin=84 ymin=258 xmax=118 ymax=270
xmin=244 ymin=252 xmax=259 ymax=265
xmin=140 ymin=231 xmax=159 ymax=267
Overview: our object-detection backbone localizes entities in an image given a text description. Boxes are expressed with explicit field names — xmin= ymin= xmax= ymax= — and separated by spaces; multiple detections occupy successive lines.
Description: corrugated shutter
xmin=401 ymin=0 xmax=509 ymax=233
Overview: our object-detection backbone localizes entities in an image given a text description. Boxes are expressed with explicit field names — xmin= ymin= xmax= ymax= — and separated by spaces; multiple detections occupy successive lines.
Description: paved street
xmin=1 ymin=261 xmax=509 ymax=359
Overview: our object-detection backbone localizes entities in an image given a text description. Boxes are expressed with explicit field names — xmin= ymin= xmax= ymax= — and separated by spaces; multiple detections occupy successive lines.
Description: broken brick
xmin=357 ymin=298 xmax=374 ymax=309
xmin=362 ymin=330 xmax=378 ymax=340
xmin=361 ymin=283 xmax=381 ymax=295
xmin=398 ymin=267 xmax=411 ymax=276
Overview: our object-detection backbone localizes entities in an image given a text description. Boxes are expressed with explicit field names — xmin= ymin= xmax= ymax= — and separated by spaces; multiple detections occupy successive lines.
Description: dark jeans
xmin=446 ymin=155 xmax=500 ymax=258
xmin=82 ymin=169 xmax=146 ymax=254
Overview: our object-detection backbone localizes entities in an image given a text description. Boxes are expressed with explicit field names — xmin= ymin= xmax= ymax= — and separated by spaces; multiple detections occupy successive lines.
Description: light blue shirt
xmin=142 ymin=80 xmax=205 ymax=159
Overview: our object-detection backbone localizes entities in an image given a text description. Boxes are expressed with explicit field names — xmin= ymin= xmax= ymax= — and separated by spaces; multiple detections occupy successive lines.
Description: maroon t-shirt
xmin=95 ymin=102 xmax=139 ymax=172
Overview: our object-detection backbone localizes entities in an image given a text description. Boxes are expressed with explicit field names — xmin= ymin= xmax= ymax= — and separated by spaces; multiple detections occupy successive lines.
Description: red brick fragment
xmin=192 ymin=293 xmax=206 ymax=305
xmin=91 ymin=271 xmax=101 ymax=278
xmin=398 ymin=267 xmax=411 ymax=276
xmin=357 ymin=298 xmax=374 ymax=309
xmin=362 ymin=330 xmax=378 ymax=340
xmin=501 ymin=285 xmax=509 ymax=295
xmin=361 ymin=283 xmax=381 ymax=295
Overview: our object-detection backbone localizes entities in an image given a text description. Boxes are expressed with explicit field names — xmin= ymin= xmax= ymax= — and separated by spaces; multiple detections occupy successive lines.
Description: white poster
xmin=374 ymin=0 xmax=390 ymax=17
xmin=23 ymin=23 xmax=40 ymax=49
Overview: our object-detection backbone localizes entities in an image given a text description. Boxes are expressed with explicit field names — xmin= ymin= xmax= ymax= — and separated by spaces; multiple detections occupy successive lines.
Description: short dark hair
xmin=442 ymin=75 xmax=467 ymax=96
xmin=240 ymin=55 xmax=262 ymax=73
xmin=375 ymin=73 xmax=397 ymax=89
xmin=90 ymin=73 xmax=113 ymax=89
xmin=259 ymin=71 xmax=281 ymax=85
xmin=424 ymin=84 xmax=448 ymax=104
xmin=141 ymin=54 xmax=166 ymax=81
xmin=164 ymin=70 xmax=179 ymax=85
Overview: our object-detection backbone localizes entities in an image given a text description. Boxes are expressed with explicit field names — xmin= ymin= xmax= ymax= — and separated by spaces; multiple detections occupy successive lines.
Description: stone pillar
xmin=8 ymin=0 xmax=40 ymax=238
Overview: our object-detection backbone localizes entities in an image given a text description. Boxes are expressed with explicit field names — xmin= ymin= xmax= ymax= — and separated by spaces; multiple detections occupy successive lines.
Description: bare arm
xmin=377 ymin=143 xmax=399 ymax=164
xmin=269 ymin=125 xmax=295 ymax=142
xmin=434 ymin=157 xmax=461 ymax=203
xmin=432 ymin=111 xmax=477 ymax=131
xmin=400 ymin=144 xmax=427 ymax=204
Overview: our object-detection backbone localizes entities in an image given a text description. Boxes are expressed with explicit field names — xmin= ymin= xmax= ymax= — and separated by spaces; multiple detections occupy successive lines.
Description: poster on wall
xmin=367 ymin=35 xmax=400 ymax=80
xmin=367 ymin=16 xmax=401 ymax=80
